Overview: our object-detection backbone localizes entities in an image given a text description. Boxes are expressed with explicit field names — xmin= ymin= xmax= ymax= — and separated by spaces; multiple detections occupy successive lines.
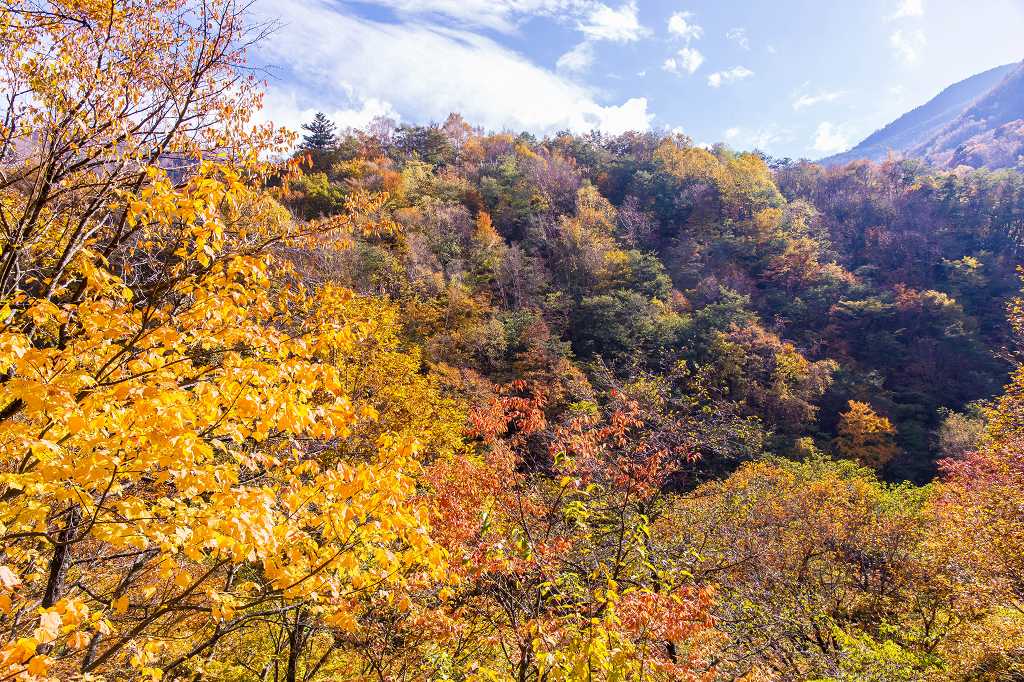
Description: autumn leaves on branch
xmin=0 ymin=0 xmax=439 ymax=678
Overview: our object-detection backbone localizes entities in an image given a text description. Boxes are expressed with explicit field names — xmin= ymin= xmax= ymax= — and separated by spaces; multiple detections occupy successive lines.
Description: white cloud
xmin=888 ymin=0 xmax=924 ymax=20
xmin=726 ymin=27 xmax=750 ymax=50
xmin=667 ymin=11 xmax=703 ymax=42
xmin=725 ymin=124 xmax=793 ymax=151
xmin=890 ymin=28 xmax=926 ymax=64
xmin=663 ymin=47 xmax=704 ymax=75
xmin=360 ymin=0 xmax=589 ymax=33
xmin=707 ymin=66 xmax=754 ymax=88
xmin=812 ymin=122 xmax=852 ymax=154
xmin=360 ymin=0 xmax=651 ymax=42
xmin=577 ymin=1 xmax=648 ymax=42
xmin=792 ymin=89 xmax=848 ymax=110
xmin=593 ymin=97 xmax=654 ymax=133
xmin=258 ymin=90 xmax=401 ymax=131
xmin=252 ymin=0 xmax=653 ymax=135
xmin=557 ymin=41 xmax=595 ymax=72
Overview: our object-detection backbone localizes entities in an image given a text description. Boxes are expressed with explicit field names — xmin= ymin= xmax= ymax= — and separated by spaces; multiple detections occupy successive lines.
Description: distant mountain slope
xmin=911 ymin=61 xmax=1024 ymax=169
xmin=824 ymin=61 xmax=1020 ymax=167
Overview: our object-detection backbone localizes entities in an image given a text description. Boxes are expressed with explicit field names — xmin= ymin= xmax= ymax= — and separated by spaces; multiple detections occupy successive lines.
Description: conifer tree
xmin=300 ymin=111 xmax=338 ymax=152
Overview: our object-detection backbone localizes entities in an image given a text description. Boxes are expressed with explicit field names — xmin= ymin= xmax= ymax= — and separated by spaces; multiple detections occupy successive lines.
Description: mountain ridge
xmin=825 ymin=60 xmax=1024 ymax=168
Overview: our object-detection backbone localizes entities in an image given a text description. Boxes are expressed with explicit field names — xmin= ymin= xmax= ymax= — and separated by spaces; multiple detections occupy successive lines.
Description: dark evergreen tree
xmin=300 ymin=112 xmax=337 ymax=152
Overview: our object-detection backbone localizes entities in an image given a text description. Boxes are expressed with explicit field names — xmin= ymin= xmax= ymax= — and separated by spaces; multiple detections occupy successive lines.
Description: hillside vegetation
xmin=284 ymin=113 xmax=1024 ymax=482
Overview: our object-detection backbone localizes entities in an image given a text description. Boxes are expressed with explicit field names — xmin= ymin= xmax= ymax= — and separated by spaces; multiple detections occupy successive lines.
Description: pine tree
xmin=300 ymin=111 xmax=337 ymax=152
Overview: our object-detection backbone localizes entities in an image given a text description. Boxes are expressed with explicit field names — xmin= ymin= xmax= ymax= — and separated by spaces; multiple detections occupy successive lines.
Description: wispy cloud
xmin=553 ymin=0 xmax=650 ymax=73
xmin=812 ymin=122 xmax=852 ymax=154
xmin=557 ymin=41 xmax=595 ymax=72
xmin=663 ymin=47 xmax=704 ymax=75
xmin=792 ymin=89 xmax=848 ymax=110
xmin=252 ymin=0 xmax=654 ymax=135
xmin=361 ymin=0 xmax=574 ymax=33
xmin=726 ymin=27 xmax=750 ymax=50
xmin=890 ymin=28 xmax=926 ymax=64
xmin=261 ymin=90 xmax=401 ymax=131
xmin=357 ymin=0 xmax=651 ymax=42
xmin=723 ymin=124 xmax=793 ymax=152
xmin=707 ymin=66 xmax=754 ymax=88
xmin=578 ymin=1 xmax=649 ymax=42
xmin=667 ymin=11 xmax=703 ymax=42
xmin=888 ymin=0 xmax=924 ymax=20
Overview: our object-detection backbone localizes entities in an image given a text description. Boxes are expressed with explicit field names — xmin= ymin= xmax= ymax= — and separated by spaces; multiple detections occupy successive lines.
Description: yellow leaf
xmin=65 ymin=414 xmax=87 ymax=434
xmin=68 ymin=631 xmax=91 ymax=649
xmin=27 ymin=655 xmax=50 ymax=676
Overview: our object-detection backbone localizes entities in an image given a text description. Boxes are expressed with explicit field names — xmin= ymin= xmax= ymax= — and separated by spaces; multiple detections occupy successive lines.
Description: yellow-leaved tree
xmin=0 ymin=0 xmax=446 ymax=679
xmin=833 ymin=400 xmax=900 ymax=470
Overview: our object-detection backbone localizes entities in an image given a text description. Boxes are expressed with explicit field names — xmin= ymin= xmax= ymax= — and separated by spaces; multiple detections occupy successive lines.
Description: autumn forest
xmin=3 ymin=0 xmax=1024 ymax=680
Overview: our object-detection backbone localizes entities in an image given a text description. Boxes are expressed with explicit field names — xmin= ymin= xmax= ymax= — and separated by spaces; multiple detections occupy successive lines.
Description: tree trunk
xmin=42 ymin=504 xmax=81 ymax=608
xmin=286 ymin=608 xmax=307 ymax=682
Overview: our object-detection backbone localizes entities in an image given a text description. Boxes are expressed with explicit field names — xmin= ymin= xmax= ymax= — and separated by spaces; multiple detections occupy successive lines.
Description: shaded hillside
xmin=825 ymin=62 xmax=1017 ymax=165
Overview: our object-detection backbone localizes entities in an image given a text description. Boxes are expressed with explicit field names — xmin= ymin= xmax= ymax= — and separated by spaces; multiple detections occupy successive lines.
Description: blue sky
xmin=251 ymin=0 xmax=1024 ymax=159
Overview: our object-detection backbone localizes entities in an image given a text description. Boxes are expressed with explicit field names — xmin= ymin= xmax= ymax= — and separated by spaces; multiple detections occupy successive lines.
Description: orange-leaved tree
xmin=416 ymin=382 xmax=717 ymax=681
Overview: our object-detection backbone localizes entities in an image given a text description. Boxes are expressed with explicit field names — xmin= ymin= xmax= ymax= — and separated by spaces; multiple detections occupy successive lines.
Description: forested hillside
xmin=282 ymin=113 xmax=1023 ymax=482
xmin=4 ymin=1 xmax=1024 ymax=680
